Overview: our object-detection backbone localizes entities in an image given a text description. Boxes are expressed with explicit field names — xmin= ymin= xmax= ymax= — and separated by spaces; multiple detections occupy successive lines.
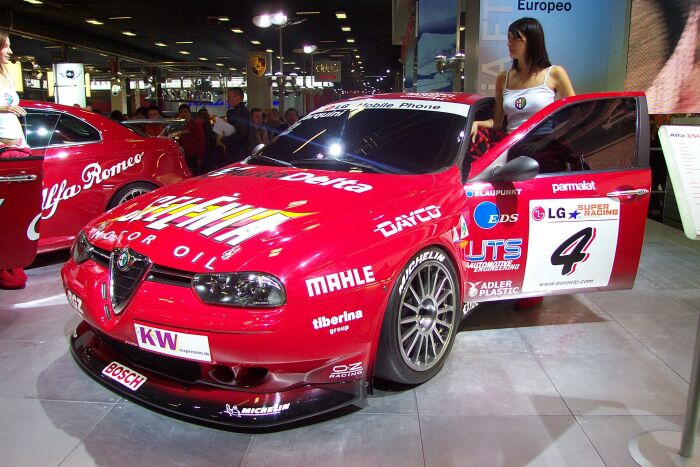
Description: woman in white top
xmin=0 ymin=31 xmax=29 ymax=290
xmin=471 ymin=18 xmax=575 ymax=310
xmin=471 ymin=17 xmax=575 ymax=141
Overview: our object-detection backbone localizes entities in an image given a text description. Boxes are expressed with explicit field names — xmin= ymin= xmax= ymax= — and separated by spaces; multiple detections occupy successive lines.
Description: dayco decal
xmin=330 ymin=362 xmax=364 ymax=379
xmin=467 ymin=280 xmax=520 ymax=298
xmin=224 ymin=403 xmax=290 ymax=418
xmin=209 ymin=166 xmax=372 ymax=193
xmin=375 ymin=205 xmax=441 ymax=237
xmin=102 ymin=361 xmax=147 ymax=391
xmin=312 ymin=309 xmax=364 ymax=334
xmin=306 ymin=266 xmax=375 ymax=297
xmin=465 ymin=188 xmax=522 ymax=198
xmin=552 ymin=181 xmax=596 ymax=193
xmin=115 ymin=194 xmax=311 ymax=247
xmin=42 ymin=153 xmax=143 ymax=219
xmin=399 ymin=250 xmax=446 ymax=293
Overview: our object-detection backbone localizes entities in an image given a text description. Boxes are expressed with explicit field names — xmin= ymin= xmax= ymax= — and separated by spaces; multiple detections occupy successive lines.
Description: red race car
xmin=62 ymin=92 xmax=650 ymax=427
xmin=22 ymin=101 xmax=190 ymax=253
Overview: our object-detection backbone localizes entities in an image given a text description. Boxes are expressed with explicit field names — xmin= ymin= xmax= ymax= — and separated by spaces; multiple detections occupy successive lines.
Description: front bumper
xmin=71 ymin=321 xmax=366 ymax=428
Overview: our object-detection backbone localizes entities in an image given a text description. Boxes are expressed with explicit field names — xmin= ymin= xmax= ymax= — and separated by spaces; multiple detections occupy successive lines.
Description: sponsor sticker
xmin=102 ymin=361 xmax=147 ymax=391
xmin=467 ymin=280 xmax=520 ymax=298
xmin=65 ymin=289 xmax=83 ymax=315
xmin=134 ymin=323 xmax=212 ymax=362
xmin=399 ymin=250 xmax=445 ymax=293
xmin=552 ymin=180 xmax=596 ymax=193
xmin=306 ymin=266 xmax=375 ymax=297
xmin=224 ymin=403 xmax=290 ymax=418
xmin=375 ymin=205 xmax=441 ymax=237
xmin=329 ymin=362 xmax=364 ymax=379
xmin=465 ymin=187 xmax=522 ymax=198
xmin=473 ymin=202 xmax=518 ymax=229
xmin=522 ymin=198 xmax=619 ymax=292
xmin=312 ymin=310 xmax=364 ymax=335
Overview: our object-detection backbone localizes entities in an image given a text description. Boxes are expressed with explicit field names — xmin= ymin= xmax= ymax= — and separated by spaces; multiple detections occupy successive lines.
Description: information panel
xmin=659 ymin=125 xmax=700 ymax=240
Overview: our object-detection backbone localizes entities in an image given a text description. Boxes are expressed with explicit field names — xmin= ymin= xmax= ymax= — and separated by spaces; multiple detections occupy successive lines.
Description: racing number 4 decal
xmin=551 ymin=227 xmax=596 ymax=276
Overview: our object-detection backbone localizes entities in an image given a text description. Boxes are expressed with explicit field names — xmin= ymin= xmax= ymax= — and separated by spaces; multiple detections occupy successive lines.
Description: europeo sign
xmin=314 ymin=61 xmax=342 ymax=83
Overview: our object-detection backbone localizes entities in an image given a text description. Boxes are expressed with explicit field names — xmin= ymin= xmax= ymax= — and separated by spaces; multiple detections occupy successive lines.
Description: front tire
xmin=375 ymin=247 xmax=460 ymax=384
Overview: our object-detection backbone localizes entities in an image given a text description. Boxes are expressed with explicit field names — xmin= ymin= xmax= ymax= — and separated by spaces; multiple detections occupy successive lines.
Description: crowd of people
xmin=104 ymin=87 xmax=301 ymax=176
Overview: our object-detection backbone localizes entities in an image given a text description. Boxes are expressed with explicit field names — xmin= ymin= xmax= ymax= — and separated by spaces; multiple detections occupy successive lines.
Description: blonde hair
xmin=0 ymin=31 xmax=8 ymax=77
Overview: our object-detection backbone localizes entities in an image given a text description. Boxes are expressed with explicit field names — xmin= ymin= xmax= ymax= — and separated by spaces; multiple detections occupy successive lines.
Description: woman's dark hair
xmin=509 ymin=17 xmax=550 ymax=72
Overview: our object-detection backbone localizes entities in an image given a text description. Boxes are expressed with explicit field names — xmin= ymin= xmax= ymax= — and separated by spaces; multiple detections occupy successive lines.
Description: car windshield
xmin=255 ymin=102 xmax=468 ymax=175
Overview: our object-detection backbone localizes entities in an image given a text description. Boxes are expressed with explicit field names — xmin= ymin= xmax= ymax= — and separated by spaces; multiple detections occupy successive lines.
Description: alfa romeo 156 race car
xmin=62 ymin=91 xmax=650 ymax=427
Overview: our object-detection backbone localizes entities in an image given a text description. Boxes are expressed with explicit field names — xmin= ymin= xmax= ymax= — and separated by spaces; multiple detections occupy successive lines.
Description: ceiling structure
xmin=0 ymin=0 xmax=402 ymax=91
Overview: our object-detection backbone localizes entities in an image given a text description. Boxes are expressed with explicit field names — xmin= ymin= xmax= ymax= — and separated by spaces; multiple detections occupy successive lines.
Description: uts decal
xmin=522 ymin=198 xmax=619 ymax=292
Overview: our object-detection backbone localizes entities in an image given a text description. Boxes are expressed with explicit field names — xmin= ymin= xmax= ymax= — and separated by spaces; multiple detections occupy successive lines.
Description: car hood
xmin=85 ymin=164 xmax=438 ymax=272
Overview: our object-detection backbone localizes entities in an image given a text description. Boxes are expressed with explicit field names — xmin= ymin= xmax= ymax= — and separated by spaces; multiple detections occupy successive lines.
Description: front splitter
xmin=70 ymin=321 xmax=366 ymax=428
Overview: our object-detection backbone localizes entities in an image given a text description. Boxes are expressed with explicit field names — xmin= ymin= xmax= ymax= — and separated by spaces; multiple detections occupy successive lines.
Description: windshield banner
xmin=315 ymin=99 xmax=469 ymax=117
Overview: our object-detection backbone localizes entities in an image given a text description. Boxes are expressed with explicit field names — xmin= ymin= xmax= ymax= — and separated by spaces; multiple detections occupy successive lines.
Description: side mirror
xmin=491 ymin=156 xmax=539 ymax=181
xmin=252 ymin=143 xmax=265 ymax=156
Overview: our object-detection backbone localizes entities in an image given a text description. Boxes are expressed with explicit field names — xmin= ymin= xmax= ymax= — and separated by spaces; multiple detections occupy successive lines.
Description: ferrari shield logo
xmin=249 ymin=54 xmax=267 ymax=77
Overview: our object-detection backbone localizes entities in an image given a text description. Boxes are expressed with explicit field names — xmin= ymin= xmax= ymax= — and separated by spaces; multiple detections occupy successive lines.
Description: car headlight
xmin=193 ymin=272 xmax=286 ymax=308
xmin=71 ymin=230 xmax=93 ymax=264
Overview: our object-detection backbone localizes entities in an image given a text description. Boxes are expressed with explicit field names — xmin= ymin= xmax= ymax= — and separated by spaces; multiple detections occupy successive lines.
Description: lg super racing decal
xmin=522 ymin=198 xmax=619 ymax=292
xmin=114 ymin=194 xmax=312 ymax=247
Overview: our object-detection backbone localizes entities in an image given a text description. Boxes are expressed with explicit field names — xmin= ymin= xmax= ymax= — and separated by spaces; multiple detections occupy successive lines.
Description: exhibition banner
xmin=416 ymin=0 xmax=457 ymax=92
xmin=53 ymin=63 xmax=86 ymax=107
xmin=477 ymin=0 xmax=629 ymax=95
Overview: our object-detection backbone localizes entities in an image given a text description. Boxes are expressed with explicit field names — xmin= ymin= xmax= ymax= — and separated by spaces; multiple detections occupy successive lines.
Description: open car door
xmin=0 ymin=154 xmax=43 ymax=268
xmin=463 ymin=92 xmax=650 ymax=302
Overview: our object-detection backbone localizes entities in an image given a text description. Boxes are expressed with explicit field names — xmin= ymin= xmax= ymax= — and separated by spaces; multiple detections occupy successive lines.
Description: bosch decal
xmin=306 ymin=266 xmax=375 ymax=297
xmin=473 ymin=202 xmax=518 ymax=229
xmin=101 ymin=362 xmax=147 ymax=391
xmin=42 ymin=153 xmax=144 ymax=219
xmin=375 ymin=205 xmax=441 ymax=237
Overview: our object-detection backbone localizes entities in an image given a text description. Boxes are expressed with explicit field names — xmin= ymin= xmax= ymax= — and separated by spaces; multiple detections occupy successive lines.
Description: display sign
xmin=53 ymin=63 xmax=86 ymax=107
xmin=659 ymin=125 xmax=700 ymax=240
xmin=314 ymin=61 xmax=342 ymax=83
xmin=477 ymin=0 xmax=629 ymax=95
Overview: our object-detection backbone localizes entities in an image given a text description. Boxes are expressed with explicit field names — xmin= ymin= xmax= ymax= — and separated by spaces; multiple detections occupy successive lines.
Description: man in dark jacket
xmin=224 ymin=87 xmax=252 ymax=163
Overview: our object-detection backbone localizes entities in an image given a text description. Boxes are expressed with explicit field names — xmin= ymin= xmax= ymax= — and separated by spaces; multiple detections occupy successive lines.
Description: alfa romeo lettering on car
xmin=63 ymin=91 xmax=651 ymax=427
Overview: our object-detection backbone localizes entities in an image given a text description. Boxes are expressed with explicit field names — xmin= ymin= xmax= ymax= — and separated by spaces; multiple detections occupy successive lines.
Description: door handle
xmin=606 ymin=189 xmax=649 ymax=197
xmin=0 ymin=174 xmax=38 ymax=183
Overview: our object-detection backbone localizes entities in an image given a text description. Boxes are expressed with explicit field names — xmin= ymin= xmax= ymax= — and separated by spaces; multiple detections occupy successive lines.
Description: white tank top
xmin=0 ymin=74 xmax=24 ymax=141
xmin=503 ymin=66 xmax=555 ymax=133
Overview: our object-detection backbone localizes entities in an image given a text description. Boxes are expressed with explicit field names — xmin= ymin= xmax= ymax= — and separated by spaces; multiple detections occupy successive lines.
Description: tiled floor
xmin=1 ymin=219 xmax=699 ymax=466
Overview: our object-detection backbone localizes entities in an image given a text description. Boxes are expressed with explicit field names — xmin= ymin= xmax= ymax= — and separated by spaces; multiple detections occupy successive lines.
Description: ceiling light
xmin=253 ymin=14 xmax=271 ymax=28
xmin=460 ymin=26 xmax=466 ymax=31
xmin=355 ymin=55 xmax=360 ymax=58
xmin=155 ymin=42 xmax=167 ymax=47
xmin=121 ymin=30 xmax=137 ymax=36
xmin=175 ymin=41 xmax=193 ymax=44
xmin=303 ymin=44 xmax=317 ymax=54
xmin=319 ymin=40 xmax=336 ymax=43
xmin=358 ymin=61 xmax=363 ymax=64
xmin=216 ymin=63 xmax=224 ymax=66
xmin=218 ymin=16 xmax=230 ymax=21
xmin=296 ymin=11 xmax=320 ymax=15
xmin=179 ymin=50 xmax=190 ymax=55
xmin=346 ymin=38 xmax=355 ymax=43
xmin=229 ymin=67 xmax=237 ymax=71
xmin=265 ymin=48 xmax=274 ymax=53
xmin=108 ymin=16 xmax=132 ymax=20
xmin=271 ymin=12 xmax=288 ymax=25
xmin=23 ymin=0 xmax=43 ymax=4
xmin=85 ymin=19 xmax=104 ymax=25
xmin=335 ymin=12 xmax=347 ymax=19
xmin=230 ymin=28 xmax=244 ymax=34
xmin=198 ymin=57 xmax=208 ymax=61
xmin=250 ymin=40 xmax=261 ymax=45
xmin=341 ymin=26 xmax=351 ymax=32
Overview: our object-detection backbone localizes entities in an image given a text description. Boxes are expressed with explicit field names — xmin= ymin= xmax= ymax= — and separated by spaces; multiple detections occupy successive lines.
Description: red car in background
xmin=19 ymin=101 xmax=190 ymax=253
xmin=62 ymin=91 xmax=650 ymax=427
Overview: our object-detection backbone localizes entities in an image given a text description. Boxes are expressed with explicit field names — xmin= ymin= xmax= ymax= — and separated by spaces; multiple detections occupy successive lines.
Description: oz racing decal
xmin=329 ymin=362 xmax=364 ymax=379
xmin=522 ymin=198 xmax=619 ymax=292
